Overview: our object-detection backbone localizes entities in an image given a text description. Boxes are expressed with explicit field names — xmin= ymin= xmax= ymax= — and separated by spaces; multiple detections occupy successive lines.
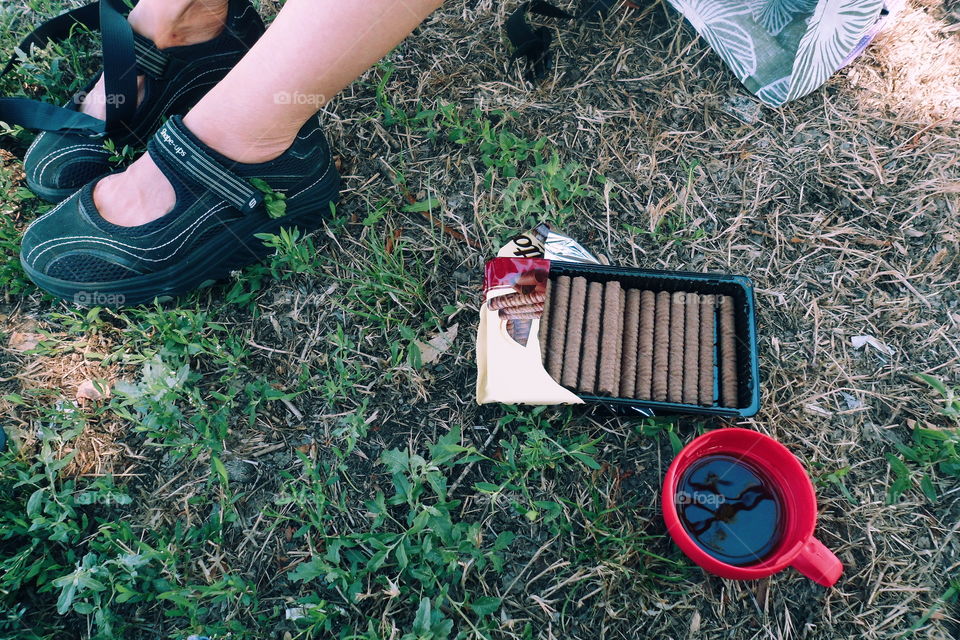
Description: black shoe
xmin=0 ymin=0 xmax=264 ymax=203
xmin=20 ymin=115 xmax=341 ymax=306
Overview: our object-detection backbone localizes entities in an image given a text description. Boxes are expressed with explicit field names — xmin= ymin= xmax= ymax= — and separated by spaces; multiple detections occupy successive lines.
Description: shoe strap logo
xmin=159 ymin=127 xmax=187 ymax=158
xmin=155 ymin=121 xmax=263 ymax=215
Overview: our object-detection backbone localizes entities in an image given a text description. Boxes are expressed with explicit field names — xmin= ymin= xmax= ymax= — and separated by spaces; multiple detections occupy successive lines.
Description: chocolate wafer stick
xmin=598 ymin=281 xmax=623 ymax=396
xmin=561 ymin=277 xmax=588 ymax=388
xmin=506 ymin=319 xmax=531 ymax=344
xmin=651 ymin=291 xmax=671 ymax=402
xmin=635 ymin=290 xmax=656 ymax=399
xmin=719 ymin=295 xmax=738 ymax=408
xmin=610 ymin=287 xmax=627 ymax=397
xmin=499 ymin=303 xmax=544 ymax=319
xmin=698 ymin=295 xmax=715 ymax=406
xmin=489 ymin=291 xmax=547 ymax=310
xmin=539 ymin=279 xmax=552 ymax=361
xmin=578 ymin=281 xmax=603 ymax=393
xmin=619 ymin=289 xmax=641 ymax=398
xmin=668 ymin=292 xmax=686 ymax=403
xmin=682 ymin=292 xmax=700 ymax=404
xmin=546 ymin=276 xmax=571 ymax=382
xmin=501 ymin=310 xmax=544 ymax=320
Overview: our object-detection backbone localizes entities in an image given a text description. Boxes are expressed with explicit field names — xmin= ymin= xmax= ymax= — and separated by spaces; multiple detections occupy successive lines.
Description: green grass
xmin=1 ymin=386 xmax=680 ymax=638
xmin=885 ymin=374 xmax=960 ymax=504
xmin=1 ymin=408 xmax=256 ymax=639
xmin=0 ymin=2 xmax=100 ymax=139
xmin=0 ymin=131 xmax=645 ymax=636
xmin=282 ymin=428 xmax=509 ymax=638
xmin=2 ymin=4 xmax=958 ymax=639
xmin=622 ymin=157 xmax=707 ymax=245
xmin=371 ymin=63 xmax=603 ymax=246
xmin=0 ymin=247 xmax=683 ymax=638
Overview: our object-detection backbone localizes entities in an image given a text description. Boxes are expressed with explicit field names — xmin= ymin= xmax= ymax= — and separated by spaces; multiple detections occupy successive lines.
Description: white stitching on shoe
xmin=25 ymin=131 xmax=45 ymax=160
xmin=23 ymin=196 xmax=73 ymax=236
xmin=296 ymin=126 xmax=322 ymax=140
xmin=127 ymin=62 xmax=234 ymax=143
xmin=234 ymin=4 xmax=258 ymax=26
xmin=28 ymin=63 xmax=236 ymax=188
xmin=35 ymin=145 xmax=108 ymax=184
xmin=26 ymin=25 xmax=257 ymax=193
xmin=288 ymin=160 xmax=333 ymax=200
xmin=143 ymin=63 xmax=235 ymax=128
xmin=26 ymin=201 xmax=231 ymax=264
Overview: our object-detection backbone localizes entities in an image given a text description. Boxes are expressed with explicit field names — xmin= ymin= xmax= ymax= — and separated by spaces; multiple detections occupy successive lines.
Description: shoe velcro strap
xmin=151 ymin=116 xmax=264 ymax=215
xmin=133 ymin=33 xmax=169 ymax=79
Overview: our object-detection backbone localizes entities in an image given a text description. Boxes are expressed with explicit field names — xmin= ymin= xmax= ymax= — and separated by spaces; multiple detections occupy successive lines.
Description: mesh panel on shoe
xmin=47 ymin=254 xmax=139 ymax=283
xmin=80 ymin=186 xmax=180 ymax=238
xmin=92 ymin=214 xmax=176 ymax=238
xmin=54 ymin=157 xmax=111 ymax=188
xmin=191 ymin=223 xmax=227 ymax=247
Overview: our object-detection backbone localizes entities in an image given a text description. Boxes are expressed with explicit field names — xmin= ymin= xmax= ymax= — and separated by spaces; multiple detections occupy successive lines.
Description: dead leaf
xmin=688 ymin=610 xmax=701 ymax=637
xmin=8 ymin=332 xmax=42 ymax=352
xmin=841 ymin=392 xmax=865 ymax=410
xmin=804 ymin=403 xmax=834 ymax=417
xmin=385 ymin=228 xmax=402 ymax=255
xmin=414 ymin=324 xmax=459 ymax=365
xmin=928 ymin=248 xmax=949 ymax=270
xmin=851 ymin=335 xmax=895 ymax=356
xmin=77 ymin=379 xmax=111 ymax=403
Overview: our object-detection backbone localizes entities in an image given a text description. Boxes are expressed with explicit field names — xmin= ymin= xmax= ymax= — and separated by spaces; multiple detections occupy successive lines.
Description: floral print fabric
xmin=665 ymin=0 xmax=893 ymax=106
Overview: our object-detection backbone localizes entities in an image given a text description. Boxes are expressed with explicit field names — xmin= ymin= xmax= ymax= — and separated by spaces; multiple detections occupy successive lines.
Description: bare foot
xmin=94 ymin=154 xmax=177 ymax=226
xmin=79 ymin=76 xmax=146 ymax=121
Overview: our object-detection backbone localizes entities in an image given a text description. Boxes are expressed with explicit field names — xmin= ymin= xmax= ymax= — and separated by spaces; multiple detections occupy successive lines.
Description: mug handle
xmin=790 ymin=537 xmax=843 ymax=587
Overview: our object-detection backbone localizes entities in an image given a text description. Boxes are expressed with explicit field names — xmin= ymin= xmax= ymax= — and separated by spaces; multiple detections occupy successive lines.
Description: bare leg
xmin=79 ymin=0 xmax=229 ymax=120
xmin=94 ymin=0 xmax=444 ymax=226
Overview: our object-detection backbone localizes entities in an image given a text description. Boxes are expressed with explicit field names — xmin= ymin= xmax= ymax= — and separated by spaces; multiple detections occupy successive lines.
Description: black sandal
xmin=0 ymin=0 xmax=264 ymax=203
xmin=20 ymin=114 xmax=341 ymax=306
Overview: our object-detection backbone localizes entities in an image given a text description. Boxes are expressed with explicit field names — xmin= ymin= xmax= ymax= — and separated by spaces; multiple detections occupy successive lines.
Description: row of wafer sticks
xmin=533 ymin=276 xmax=740 ymax=407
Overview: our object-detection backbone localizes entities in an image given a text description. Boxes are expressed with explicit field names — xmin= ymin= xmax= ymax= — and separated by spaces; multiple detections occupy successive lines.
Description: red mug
xmin=662 ymin=428 xmax=843 ymax=587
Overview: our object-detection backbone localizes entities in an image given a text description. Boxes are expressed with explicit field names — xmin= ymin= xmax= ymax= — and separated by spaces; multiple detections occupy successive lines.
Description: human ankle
xmin=183 ymin=111 xmax=298 ymax=164
xmin=128 ymin=0 xmax=229 ymax=49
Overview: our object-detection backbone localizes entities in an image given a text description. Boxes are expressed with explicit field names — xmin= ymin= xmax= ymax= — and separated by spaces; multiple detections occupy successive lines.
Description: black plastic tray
xmin=549 ymin=261 xmax=761 ymax=418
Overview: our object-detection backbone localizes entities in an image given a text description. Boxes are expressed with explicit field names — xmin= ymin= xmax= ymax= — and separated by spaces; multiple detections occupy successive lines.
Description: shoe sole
xmin=22 ymin=172 xmax=340 ymax=307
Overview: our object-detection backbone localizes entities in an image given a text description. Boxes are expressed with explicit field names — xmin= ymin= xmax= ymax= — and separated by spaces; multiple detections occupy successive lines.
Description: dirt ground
xmin=1 ymin=1 xmax=959 ymax=639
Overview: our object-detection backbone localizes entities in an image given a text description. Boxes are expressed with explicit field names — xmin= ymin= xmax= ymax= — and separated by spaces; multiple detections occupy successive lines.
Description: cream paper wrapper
xmin=476 ymin=288 xmax=582 ymax=405
xmin=476 ymin=224 xmax=599 ymax=405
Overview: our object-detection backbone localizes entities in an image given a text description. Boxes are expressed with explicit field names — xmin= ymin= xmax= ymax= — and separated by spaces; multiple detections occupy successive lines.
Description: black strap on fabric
xmin=151 ymin=116 xmax=264 ymax=215
xmin=506 ymin=0 xmax=619 ymax=80
xmin=0 ymin=0 xmax=162 ymax=136
xmin=506 ymin=2 xmax=574 ymax=81
xmin=98 ymin=0 xmax=138 ymax=129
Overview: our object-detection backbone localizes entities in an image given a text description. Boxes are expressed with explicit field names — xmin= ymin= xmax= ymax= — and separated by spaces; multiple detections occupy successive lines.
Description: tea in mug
xmin=675 ymin=454 xmax=783 ymax=566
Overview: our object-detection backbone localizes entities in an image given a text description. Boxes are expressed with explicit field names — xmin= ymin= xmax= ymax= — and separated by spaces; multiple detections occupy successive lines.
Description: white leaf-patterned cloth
xmin=666 ymin=0 xmax=899 ymax=106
